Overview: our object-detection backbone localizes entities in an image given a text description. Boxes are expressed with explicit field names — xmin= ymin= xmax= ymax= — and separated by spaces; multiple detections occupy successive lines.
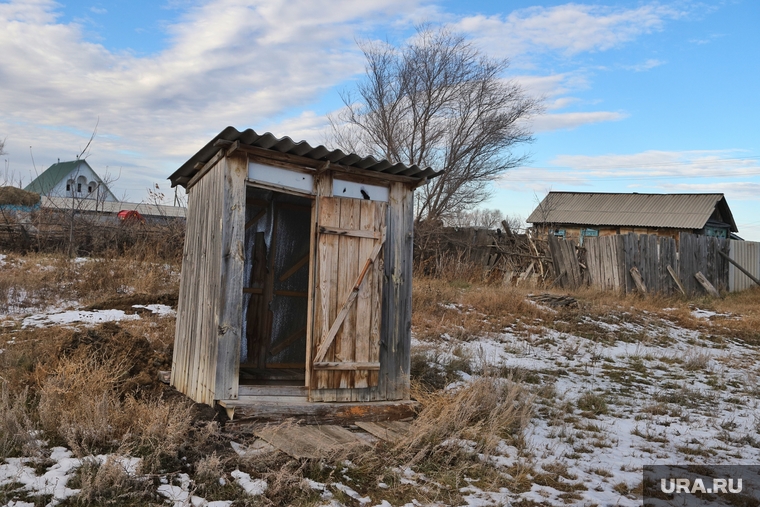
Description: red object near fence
xmin=117 ymin=210 xmax=145 ymax=223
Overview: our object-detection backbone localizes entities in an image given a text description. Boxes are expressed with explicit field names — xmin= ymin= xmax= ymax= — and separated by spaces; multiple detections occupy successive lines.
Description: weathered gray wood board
xmin=584 ymin=235 xmax=625 ymax=292
xmin=355 ymin=421 xmax=411 ymax=443
xmin=547 ymin=235 xmax=582 ymax=290
xmin=379 ymin=182 xmax=414 ymax=402
xmin=255 ymin=424 xmax=367 ymax=458
xmin=582 ymin=233 xmax=738 ymax=295
xmin=172 ymin=155 xmax=246 ymax=405
xmin=218 ymin=397 xmax=418 ymax=425
xmin=678 ymin=233 xmax=729 ymax=295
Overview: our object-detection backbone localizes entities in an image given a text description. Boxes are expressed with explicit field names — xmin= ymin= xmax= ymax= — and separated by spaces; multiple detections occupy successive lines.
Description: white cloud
xmin=531 ymin=111 xmax=627 ymax=132
xmin=552 ymin=150 xmax=760 ymax=180
xmin=0 ymin=0 xmax=426 ymax=199
xmin=456 ymin=3 xmax=681 ymax=60
xmin=659 ymin=182 xmax=760 ymax=201
xmin=496 ymin=150 xmax=760 ymax=197
xmin=623 ymin=58 xmax=665 ymax=72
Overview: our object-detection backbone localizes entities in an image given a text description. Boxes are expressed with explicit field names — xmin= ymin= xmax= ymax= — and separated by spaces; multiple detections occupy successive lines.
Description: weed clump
xmin=576 ymin=391 xmax=609 ymax=417
xmin=403 ymin=377 xmax=532 ymax=456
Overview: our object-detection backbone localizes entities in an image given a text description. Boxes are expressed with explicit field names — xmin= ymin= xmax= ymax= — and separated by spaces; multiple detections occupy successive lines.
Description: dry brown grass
xmin=0 ymin=250 xmax=180 ymax=314
xmin=69 ymin=456 xmax=161 ymax=506
xmin=0 ymin=383 xmax=38 ymax=459
xmin=412 ymin=277 xmax=547 ymax=342
xmin=36 ymin=352 xmax=193 ymax=467
xmin=37 ymin=355 xmax=129 ymax=454
xmin=402 ymin=377 xmax=532 ymax=457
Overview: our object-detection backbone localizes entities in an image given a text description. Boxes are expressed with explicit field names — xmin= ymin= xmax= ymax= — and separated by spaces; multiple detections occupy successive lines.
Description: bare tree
xmin=329 ymin=25 xmax=542 ymax=222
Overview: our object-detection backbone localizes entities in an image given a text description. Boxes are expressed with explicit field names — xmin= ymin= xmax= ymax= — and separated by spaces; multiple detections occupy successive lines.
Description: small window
xmin=77 ymin=183 xmax=82 ymax=193
xmin=705 ymin=227 xmax=727 ymax=239
xmin=66 ymin=183 xmax=71 ymax=191
xmin=581 ymin=228 xmax=598 ymax=237
xmin=88 ymin=185 xmax=93 ymax=193
xmin=553 ymin=229 xmax=566 ymax=238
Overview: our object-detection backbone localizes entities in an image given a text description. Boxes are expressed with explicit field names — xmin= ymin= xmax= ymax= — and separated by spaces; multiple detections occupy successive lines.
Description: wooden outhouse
xmin=168 ymin=127 xmax=439 ymax=421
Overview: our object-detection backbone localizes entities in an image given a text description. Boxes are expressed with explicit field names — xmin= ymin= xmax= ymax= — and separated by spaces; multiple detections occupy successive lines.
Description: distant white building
xmin=24 ymin=159 xmax=118 ymax=202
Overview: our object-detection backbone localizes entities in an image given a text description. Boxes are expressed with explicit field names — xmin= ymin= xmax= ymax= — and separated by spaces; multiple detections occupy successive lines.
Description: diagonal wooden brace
xmin=314 ymin=227 xmax=386 ymax=363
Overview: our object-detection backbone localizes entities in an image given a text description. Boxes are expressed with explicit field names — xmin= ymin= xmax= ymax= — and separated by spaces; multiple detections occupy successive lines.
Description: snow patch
xmin=231 ymin=470 xmax=267 ymax=496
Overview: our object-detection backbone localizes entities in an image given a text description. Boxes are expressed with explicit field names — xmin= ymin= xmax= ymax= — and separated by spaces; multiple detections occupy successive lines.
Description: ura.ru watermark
xmin=660 ymin=477 xmax=742 ymax=494
xmin=644 ymin=465 xmax=759 ymax=505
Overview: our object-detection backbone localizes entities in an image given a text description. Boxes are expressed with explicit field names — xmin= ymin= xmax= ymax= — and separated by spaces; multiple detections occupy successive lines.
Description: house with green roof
xmin=24 ymin=159 xmax=118 ymax=202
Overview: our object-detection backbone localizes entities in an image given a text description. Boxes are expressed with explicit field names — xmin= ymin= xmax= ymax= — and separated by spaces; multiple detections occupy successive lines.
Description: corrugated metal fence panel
xmin=729 ymin=240 xmax=760 ymax=292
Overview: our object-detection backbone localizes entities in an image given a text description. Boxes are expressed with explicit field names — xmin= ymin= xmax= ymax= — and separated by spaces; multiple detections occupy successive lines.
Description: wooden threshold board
xmin=218 ymin=398 xmax=418 ymax=425
xmin=238 ymin=385 xmax=307 ymax=397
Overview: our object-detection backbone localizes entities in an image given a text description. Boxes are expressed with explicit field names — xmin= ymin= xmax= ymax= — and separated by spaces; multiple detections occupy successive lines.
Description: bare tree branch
xmin=329 ymin=25 xmax=542 ymax=222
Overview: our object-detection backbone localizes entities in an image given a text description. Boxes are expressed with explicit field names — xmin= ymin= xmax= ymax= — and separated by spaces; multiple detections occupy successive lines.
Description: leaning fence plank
xmin=630 ymin=267 xmax=647 ymax=294
xmin=719 ymin=250 xmax=760 ymax=287
xmin=667 ymin=265 xmax=686 ymax=296
xmin=695 ymin=271 xmax=721 ymax=298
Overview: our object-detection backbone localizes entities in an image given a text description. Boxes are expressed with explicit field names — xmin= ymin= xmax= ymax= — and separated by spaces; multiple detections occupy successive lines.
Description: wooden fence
xmin=550 ymin=232 xmax=750 ymax=295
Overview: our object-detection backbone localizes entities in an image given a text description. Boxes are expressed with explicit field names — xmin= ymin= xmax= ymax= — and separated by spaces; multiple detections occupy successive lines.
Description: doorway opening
xmin=240 ymin=186 xmax=312 ymax=388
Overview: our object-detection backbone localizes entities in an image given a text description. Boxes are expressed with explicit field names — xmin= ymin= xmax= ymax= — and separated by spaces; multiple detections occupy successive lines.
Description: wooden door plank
xmin=335 ymin=198 xmax=360 ymax=395
xmin=318 ymin=226 xmax=382 ymax=239
xmin=315 ymin=197 xmax=340 ymax=397
xmin=369 ymin=203 xmax=385 ymax=389
xmin=313 ymin=227 xmax=387 ymax=364
xmin=354 ymin=200 xmax=375 ymax=389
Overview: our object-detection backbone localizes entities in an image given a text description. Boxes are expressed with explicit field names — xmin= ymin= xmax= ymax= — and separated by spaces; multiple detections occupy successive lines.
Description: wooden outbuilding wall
xmin=171 ymin=143 xmax=418 ymax=407
xmin=171 ymin=155 xmax=246 ymax=405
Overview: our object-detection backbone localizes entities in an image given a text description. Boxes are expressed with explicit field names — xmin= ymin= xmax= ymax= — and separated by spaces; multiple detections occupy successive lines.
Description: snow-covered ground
xmin=2 ymin=290 xmax=758 ymax=506
xmin=413 ymin=304 xmax=760 ymax=506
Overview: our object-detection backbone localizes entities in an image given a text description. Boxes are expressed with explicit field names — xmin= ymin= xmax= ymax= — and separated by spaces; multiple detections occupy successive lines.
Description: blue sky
xmin=1 ymin=0 xmax=758 ymax=238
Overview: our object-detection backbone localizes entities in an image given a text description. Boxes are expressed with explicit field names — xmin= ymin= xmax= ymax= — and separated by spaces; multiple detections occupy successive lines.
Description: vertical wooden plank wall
xmin=355 ymin=200 xmax=377 ymax=390
xmin=585 ymin=235 xmax=625 ymax=292
xmin=305 ymin=173 xmax=332 ymax=391
xmin=309 ymin=195 xmax=387 ymax=402
xmin=335 ymin=198 xmax=360 ymax=399
xmin=547 ymin=235 xmax=582 ymax=289
xmin=729 ymin=240 xmax=760 ymax=292
xmin=214 ymin=155 xmax=246 ymax=400
xmin=679 ymin=233 xmax=729 ymax=295
xmin=582 ymin=232 xmax=757 ymax=295
xmin=171 ymin=160 xmax=225 ymax=405
xmin=379 ymin=182 xmax=414 ymax=401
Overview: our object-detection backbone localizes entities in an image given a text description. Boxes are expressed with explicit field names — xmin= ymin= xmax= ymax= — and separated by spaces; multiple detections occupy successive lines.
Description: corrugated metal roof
xmin=527 ymin=192 xmax=737 ymax=232
xmin=169 ymin=126 xmax=441 ymax=187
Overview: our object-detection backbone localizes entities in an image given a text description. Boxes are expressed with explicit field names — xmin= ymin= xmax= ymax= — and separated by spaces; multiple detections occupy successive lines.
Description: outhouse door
xmin=310 ymin=196 xmax=387 ymax=395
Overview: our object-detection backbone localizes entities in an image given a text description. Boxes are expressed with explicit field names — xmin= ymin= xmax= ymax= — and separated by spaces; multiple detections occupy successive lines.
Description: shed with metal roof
xmin=527 ymin=192 xmax=738 ymax=243
xmin=168 ymin=127 xmax=440 ymax=422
